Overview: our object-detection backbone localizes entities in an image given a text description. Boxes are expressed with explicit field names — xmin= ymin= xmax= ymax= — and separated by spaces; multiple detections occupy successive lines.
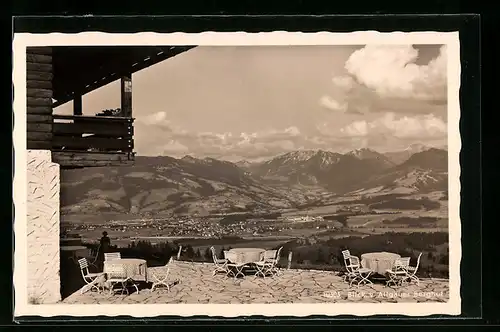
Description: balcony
xmin=51 ymin=114 xmax=135 ymax=168
xmin=26 ymin=45 xmax=195 ymax=169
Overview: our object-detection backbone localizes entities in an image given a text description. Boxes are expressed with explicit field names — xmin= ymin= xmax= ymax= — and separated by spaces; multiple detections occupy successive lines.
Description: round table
xmin=60 ymin=245 xmax=91 ymax=259
xmin=103 ymin=258 xmax=148 ymax=282
xmin=361 ymin=252 xmax=401 ymax=275
xmin=228 ymin=248 xmax=265 ymax=264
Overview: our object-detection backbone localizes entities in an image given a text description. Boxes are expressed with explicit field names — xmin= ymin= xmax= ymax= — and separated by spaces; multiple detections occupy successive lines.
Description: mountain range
xmin=60 ymin=145 xmax=448 ymax=215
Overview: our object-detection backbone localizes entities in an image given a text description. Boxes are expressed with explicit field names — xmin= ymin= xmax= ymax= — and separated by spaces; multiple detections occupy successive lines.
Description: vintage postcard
xmin=13 ymin=31 xmax=461 ymax=318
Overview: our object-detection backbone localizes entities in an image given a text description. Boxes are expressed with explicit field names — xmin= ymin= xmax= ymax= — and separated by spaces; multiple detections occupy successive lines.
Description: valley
xmin=60 ymin=145 xmax=449 ymax=250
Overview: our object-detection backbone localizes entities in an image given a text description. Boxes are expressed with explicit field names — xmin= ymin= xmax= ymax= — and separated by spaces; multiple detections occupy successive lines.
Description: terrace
xmin=61 ymin=260 xmax=449 ymax=304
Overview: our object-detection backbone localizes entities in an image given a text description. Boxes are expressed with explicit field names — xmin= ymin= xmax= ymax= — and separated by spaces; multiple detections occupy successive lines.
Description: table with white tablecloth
xmin=361 ymin=252 xmax=401 ymax=275
xmin=103 ymin=258 xmax=148 ymax=282
xmin=226 ymin=248 xmax=265 ymax=264
xmin=60 ymin=245 xmax=91 ymax=260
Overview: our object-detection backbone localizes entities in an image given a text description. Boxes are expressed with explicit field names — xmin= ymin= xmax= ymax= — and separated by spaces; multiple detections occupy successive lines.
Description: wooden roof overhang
xmin=51 ymin=45 xmax=196 ymax=107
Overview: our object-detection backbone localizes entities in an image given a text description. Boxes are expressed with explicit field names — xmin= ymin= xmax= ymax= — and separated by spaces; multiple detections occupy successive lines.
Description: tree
xmin=185 ymin=245 xmax=195 ymax=259
xmin=295 ymin=252 xmax=303 ymax=264
xmin=316 ymin=248 xmax=326 ymax=264
xmin=204 ymin=247 xmax=212 ymax=262
xmin=194 ymin=248 xmax=201 ymax=259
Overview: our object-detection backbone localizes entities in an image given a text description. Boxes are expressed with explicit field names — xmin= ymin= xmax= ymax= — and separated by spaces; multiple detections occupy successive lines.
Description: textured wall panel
xmin=26 ymin=150 xmax=61 ymax=303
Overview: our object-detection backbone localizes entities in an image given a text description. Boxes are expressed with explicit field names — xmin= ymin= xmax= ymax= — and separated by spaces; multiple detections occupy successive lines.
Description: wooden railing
xmin=52 ymin=114 xmax=134 ymax=153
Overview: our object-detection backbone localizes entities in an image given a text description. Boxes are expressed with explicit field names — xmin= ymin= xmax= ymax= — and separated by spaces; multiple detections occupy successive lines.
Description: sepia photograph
xmin=13 ymin=31 xmax=461 ymax=317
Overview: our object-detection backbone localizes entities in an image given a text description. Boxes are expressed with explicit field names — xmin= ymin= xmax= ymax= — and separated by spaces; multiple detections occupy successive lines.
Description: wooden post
xmin=287 ymin=251 xmax=293 ymax=270
xmin=73 ymin=95 xmax=82 ymax=116
xmin=120 ymin=74 xmax=132 ymax=117
xmin=176 ymin=245 xmax=182 ymax=260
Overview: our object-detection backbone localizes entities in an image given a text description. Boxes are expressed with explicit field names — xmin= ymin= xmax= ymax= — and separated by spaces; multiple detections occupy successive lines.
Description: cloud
xmin=135 ymin=113 xmax=332 ymax=159
xmin=340 ymin=112 xmax=447 ymax=139
xmin=160 ymin=140 xmax=189 ymax=155
xmin=344 ymin=45 xmax=447 ymax=101
xmin=332 ymin=75 xmax=355 ymax=91
xmin=319 ymin=45 xmax=447 ymax=116
xmin=135 ymin=111 xmax=447 ymax=159
xmin=140 ymin=111 xmax=170 ymax=126
xmin=319 ymin=95 xmax=348 ymax=112
xmin=340 ymin=121 xmax=368 ymax=136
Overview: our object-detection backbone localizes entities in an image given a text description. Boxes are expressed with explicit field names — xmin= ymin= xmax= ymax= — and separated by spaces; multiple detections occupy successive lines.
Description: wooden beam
xmin=120 ymin=74 xmax=132 ymax=118
xmin=27 ymin=97 xmax=52 ymax=106
xmin=52 ymin=136 xmax=134 ymax=151
xmin=53 ymin=123 xmax=132 ymax=137
xmin=27 ymin=88 xmax=53 ymax=98
xmin=27 ymin=106 xmax=52 ymax=114
xmin=27 ymin=80 xmax=52 ymax=89
xmin=27 ymin=132 xmax=52 ymax=141
xmin=73 ymin=95 xmax=82 ymax=116
xmin=26 ymin=53 xmax=52 ymax=64
xmin=53 ymin=157 xmax=135 ymax=168
xmin=27 ymin=123 xmax=52 ymax=132
xmin=27 ymin=140 xmax=52 ymax=150
xmin=27 ymin=71 xmax=53 ymax=81
xmin=53 ymin=114 xmax=134 ymax=122
xmin=27 ymin=63 xmax=53 ymax=73
xmin=27 ymin=47 xmax=52 ymax=55
xmin=52 ymin=151 xmax=133 ymax=162
xmin=27 ymin=114 xmax=52 ymax=123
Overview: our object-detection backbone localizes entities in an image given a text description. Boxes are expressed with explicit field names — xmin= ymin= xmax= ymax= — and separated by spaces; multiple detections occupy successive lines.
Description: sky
xmin=54 ymin=44 xmax=448 ymax=162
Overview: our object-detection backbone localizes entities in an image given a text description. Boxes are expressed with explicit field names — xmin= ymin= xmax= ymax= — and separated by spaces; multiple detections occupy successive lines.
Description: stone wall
xmin=26 ymin=150 xmax=61 ymax=303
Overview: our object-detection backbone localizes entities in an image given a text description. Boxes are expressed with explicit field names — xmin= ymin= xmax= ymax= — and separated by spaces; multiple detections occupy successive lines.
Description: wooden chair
xmin=77 ymin=258 xmax=105 ymax=294
xmin=407 ymin=252 xmax=423 ymax=285
xmin=149 ymin=257 xmax=175 ymax=292
xmin=104 ymin=252 xmax=121 ymax=261
xmin=107 ymin=264 xmax=137 ymax=295
xmin=254 ymin=250 xmax=276 ymax=278
xmin=342 ymin=250 xmax=374 ymax=287
xmin=210 ymin=246 xmax=228 ymax=276
xmin=386 ymin=257 xmax=411 ymax=287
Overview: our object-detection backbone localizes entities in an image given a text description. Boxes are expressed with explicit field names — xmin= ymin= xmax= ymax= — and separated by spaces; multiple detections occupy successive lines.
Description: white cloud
xmin=340 ymin=112 xmax=447 ymax=139
xmin=160 ymin=140 xmax=189 ymax=154
xmin=139 ymin=111 xmax=170 ymax=126
xmin=344 ymin=45 xmax=447 ymax=101
xmin=135 ymin=118 xmax=324 ymax=158
xmin=340 ymin=120 xmax=368 ymax=136
xmin=332 ymin=76 xmax=355 ymax=90
xmin=319 ymin=95 xmax=348 ymax=112
xmin=135 ymin=112 xmax=447 ymax=159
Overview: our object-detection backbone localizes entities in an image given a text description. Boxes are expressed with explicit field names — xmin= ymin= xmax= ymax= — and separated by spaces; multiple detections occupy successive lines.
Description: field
xmin=62 ymin=187 xmax=448 ymax=255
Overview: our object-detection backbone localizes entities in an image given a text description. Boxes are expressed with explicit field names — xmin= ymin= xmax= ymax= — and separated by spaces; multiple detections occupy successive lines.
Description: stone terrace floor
xmin=62 ymin=261 xmax=450 ymax=304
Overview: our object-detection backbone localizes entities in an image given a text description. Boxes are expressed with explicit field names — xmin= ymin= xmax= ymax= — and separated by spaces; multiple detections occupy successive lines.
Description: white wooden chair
xmin=210 ymin=246 xmax=228 ymax=276
xmin=268 ymin=246 xmax=283 ymax=276
xmin=386 ymin=257 xmax=411 ymax=287
xmin=341 ymin=250 xmax=360 ymax=282
xmin=225 ymin=251 xmax=246 ymax=280
xmin=254 ymin=250 xmax=276 ymax=278
xmin=77 ymin=258 xmax=105 ymax=294
xmin=87 ymin=245 xmax=100 ymax=268
xmin=149 ymin=257 xmax=174 ymax=292
xmin=342 ymin=250 xmax=373 ymax=287
xmin=104 ymin=252 xmax=121 ymax=261
xmin=106 ymin=264 xmax=138 ymax=295
xmin=407 ymin=252 xmax=423 ymax=285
